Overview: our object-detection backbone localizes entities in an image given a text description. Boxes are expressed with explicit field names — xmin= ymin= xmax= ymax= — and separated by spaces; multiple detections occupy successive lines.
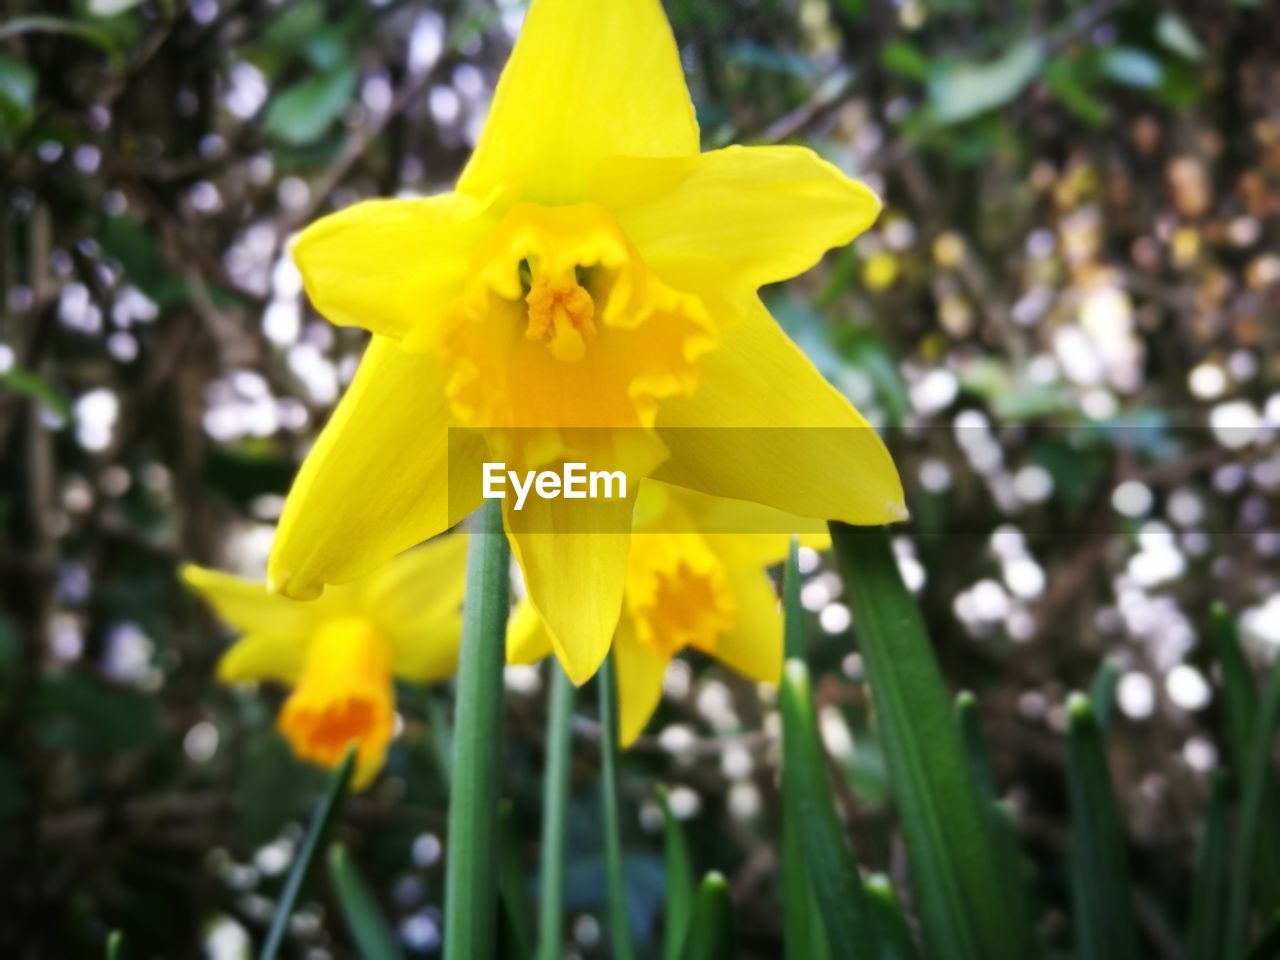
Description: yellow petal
xmin=276 ymin=617 xmax=395 ymax=789
xmin=504 ymin=491 xmax=635 ymax=686
xmin=653 ymin=302 xmax=906 ymax=525
xmin=360 ymin=536 xmax=468 ymax=681
xmin=593 ymin=145 xmax=880 ymax=305
xmin=613 ymin=614 xmax=669 ymax=747
xmin=711 ymin=567 xmax=783 ymax=685
xmin=216 ymin=634 xmax=307 ymax=685
xmin=182 ymin=564 xmax=312 ymax=638
xmin=269 ymin=337 xmax=486 ymax=600
xmin=291 ymin=192 xmax=492 ymax=343
xmin=457 ymin=0 xmax=698 ymax=206
xmin=507 ymin=600 xmax=554 ymax=665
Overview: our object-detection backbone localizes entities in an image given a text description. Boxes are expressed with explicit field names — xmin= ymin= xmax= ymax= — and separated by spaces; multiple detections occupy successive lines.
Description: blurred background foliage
xmin=1 ymin=0 xmax=1278 ymax=956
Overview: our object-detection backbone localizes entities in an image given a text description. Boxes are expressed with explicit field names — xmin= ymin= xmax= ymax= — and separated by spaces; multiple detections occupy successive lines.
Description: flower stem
xmin=443 ymin=500 xmax=511 ymax=960
xmin=599 ymin=648 xmax=635 ymax=960
xmin=536 ymin=661 xmax=574 ymax=960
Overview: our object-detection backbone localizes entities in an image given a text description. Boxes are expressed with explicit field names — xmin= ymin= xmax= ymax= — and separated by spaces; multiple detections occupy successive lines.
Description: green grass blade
xmin=829 ymin=524 xmax=1038 ymax=960
xmin=1214 ymin=604 xmax=1280 ymax=917
xmin=780 ymin=660 xmax=876 ymax=959
xmin=1187 ymin=773 xmax=1230 ymax=960
xmin=1227 ymin=662 xmax=1280 ymax=958
xmin=1090 ymin=660 xmax=1120 ymax=732
xmin=537 ymin=662 xmax=574 ymax=960
xmin=444 ymin=500 xmax=512 ymax=960
xmin=599 ymin=648 xmax=636 ymax=960
xmin=679 ymin=873 xmax=735 ymax=960
xmin=498 ymin=802 xmax=534 ymax=960
xmin=105 ymin=931 xmax=124 ymax=960
xmin=1065 ymin=695 xmax=1141 ymax=960
xmin=658 ymin=786 xmax=696 ymax=960
xmin=865 ymin=875 xmax=920 ymax=960
xmin=328 ymin=844 xmax=402 ymax=960
xmin=261 ymin=745 xmax=357 ymax=960
xmin=781 ymin=542 xmax=831 ymax=960
xmin=954 ymin=692 xmax=1036 ymax=939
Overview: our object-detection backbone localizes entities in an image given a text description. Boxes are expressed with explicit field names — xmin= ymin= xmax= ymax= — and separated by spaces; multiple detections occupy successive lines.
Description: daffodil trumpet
xmin=275 ymin=0 xmax=903 ymax=689
xmin=183 ymin=534 xmax=466 ymax=787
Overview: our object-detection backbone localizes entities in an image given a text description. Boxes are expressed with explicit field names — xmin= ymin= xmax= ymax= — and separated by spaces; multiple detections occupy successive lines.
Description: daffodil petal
xmin=653 ymin=302 xmax=906 ymax=525
xmin=594 ymin=145 xmax=880 ymax=302
xmin=457 ymin=0 xmax=698 ymax=205
xmin=182 ymin=564 xmax=312 ymax=638
xmin=269 ymin=337 xmax=486 ymax=600
xmin=362 ymin=536 xmax=468 ymax=648
xmin=506 ymin=600 xmax=555 ymax=665
xmin=614 ymin=615 xmax=668 ymax=747
xmin=291 ymin=192 xmax=491 ymax=343
xmin=504 ymin=492 xmax=635 ymax=686
xmin=216 ymin=634 xmax=307 ymax=685
xmin=712 ymin=567 xmax=783 ymax=685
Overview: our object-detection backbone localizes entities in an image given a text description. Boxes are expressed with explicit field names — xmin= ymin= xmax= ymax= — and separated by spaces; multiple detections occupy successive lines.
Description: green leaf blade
xmin=327 ymin=844 xmax=402 ymax=960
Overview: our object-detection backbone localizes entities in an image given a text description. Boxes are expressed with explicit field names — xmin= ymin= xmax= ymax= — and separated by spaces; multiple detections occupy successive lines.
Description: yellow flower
xmin=508 ymin=483 xmax=822 ymax=745
xmin=273 ymin=0 xmax=902 ymax=685
xmin=183 ymin=535 xmax=467 ymax=787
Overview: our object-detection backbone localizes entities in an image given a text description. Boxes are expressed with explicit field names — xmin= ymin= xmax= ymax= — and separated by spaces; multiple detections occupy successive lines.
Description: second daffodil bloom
xmin=183 ymin=536 xmax=467 ymax=787
xmin=509 ymin=483 xmax=816 ymax=746
xmin=274 ymin=0 xmax=903 ymax=686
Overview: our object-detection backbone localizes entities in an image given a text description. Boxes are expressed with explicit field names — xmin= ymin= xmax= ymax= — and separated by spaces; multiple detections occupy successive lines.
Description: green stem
xmin=537 ymin=661 xmax=575 ymax=960
xmin=261 ymin=745 xmax=357 ymax=960
xmin=443 ymin=500 xmax=512 ymax=960
xmin=599 ymin=649 xmax=635 ymax=960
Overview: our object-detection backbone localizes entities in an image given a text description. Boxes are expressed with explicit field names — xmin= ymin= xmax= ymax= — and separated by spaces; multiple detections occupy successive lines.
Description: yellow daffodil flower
xmin=274 ymin=0 xmax=902 ymax=686
xmin=183 ymin=535 xmax=467 ymax=786
xmin=508 ymin=483 xmax=820 ymax=746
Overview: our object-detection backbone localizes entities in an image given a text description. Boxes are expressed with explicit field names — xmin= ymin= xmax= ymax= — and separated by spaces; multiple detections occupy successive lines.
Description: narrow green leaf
xmin=498 ymin=802 xmax=534 ymax=960
xmin=537 ymin=663 xmax=574 ymax=960
xmin=0 ymin=17 xmax=122 ymax=67
xmin=830 ymin=524 xmax=1038 ymax=960
xmin=1188 ymin=773 xmax=1230 ymax=960
xmin=261 ymin=745 xmax=357 ymax=960
xmin=864 ymin=875 xmax=920 ymax=960
xmin=105 ymin=931 xmax=124 ymax=960
xmin=1090 ymin=660 xmax=1120 ymax=732
xmin=328 ymin=844 xmax=402 ymax=960
xmin=444 ymin=500 xmax=511 ymax=960
xmin=780 ymin=660 xmax=876 ymax=959
xmin=599 ymin=649 xmax=635 ymax=960
xmin=1066 ymin=695 xmax=1141 ymax=960
xmin=679 ymin=873 xmax=735 ymax=960
xmin=658 ymin=786 xmax=695 ymax=960
xmin=954 ymin=692 xmax=1035 ymax=934
xmin=781 ymin=542 xmax=831 ymax=960
xmin=1228 ymin=662 xmax=1280 ymax=959
xmin=1213 ymin=604 xmax=1280 ymax=917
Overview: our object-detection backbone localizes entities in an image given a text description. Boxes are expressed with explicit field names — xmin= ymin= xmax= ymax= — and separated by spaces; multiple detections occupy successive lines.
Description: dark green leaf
xmin=0 ymin=54 xmax=37 ymax=145
xmin=659 ymin=786 xmax=695 ymax=960
xmin=498 ymin=802 xmax=534 ymax=960
xmin=261 ymin=746 xmax=357 ymax=960
xmin=780 ymin=659 xmax=876 ymax=959
xmin=0 ymin=368 xmax=72 ymax=422
xmin=105 ymin=930 xmax=124 ymax=960
xmin=865 ymin=875 xmax=920 ymax=960
xmin=1090 ymin=660 xmax=1119 ymax=732
xmin=538 ymin=664 xmax=574 ymax=960
xmin=1044 ymin=58 xmax=1110 ymax=127
xmin=598 ymin=649 xmax=636 ymax=960
xmin=881 ymin=40 xmax=929 ymax=81
xmin=1188 ymin=773 xmax=1230 ymax=960
xmin=679 ymin=873 xmax=735 ymax=960
xmin=1212 ymin=604 xmax=1280 ymax=917
xmin=830 ymin=524 xmax=1039 ymax=959
xmin=1228 ymin=662 xmax=1280 ymax=959
xmin=1066 ymin=695 xmax=1140 ymax=960
xmin=328 ymin=844 xmax=403 ymax=960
